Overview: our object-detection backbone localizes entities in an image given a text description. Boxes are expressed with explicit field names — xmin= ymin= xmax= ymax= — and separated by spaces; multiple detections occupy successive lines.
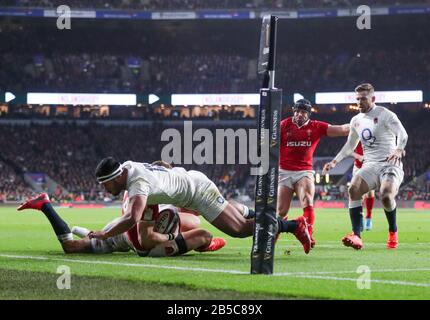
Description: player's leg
xmin=277 ymin=169 xmax=296 ymax=219
xmin=17 ymin=193 xmax=92 ymax=254
xmin=277 ymin=185 xmax=294 ymax=219
xmin=229 ymin=199 xmax=256 ymax=219
xmin=342 ymin=174 xmax=371 ymax=249
xmin=364 ymin=190 xmax=375 ymax=231
xmin=72 ymin=225 xmax=131 ymax=254
xmin=178 ymin=212 xmax=201 ymax=232
xmin=187 ymin=170 xmax=311 ymax=252
xmin=210 ymin=204 xmax=311 ymax=254
xmin=379 ymin=167 xmax=403 ymax=249
xmin=294 ymin=175 xmax=316 ymax=246
xmin=210 ymin=203 xmax=254 ymax=238
xmin=146 ymin=229 xmax=225 ymax=257
xmin=61 ymin=238 xmax=93 ymax=254
xmin=274 ymin=185 xmax=294 ymax=243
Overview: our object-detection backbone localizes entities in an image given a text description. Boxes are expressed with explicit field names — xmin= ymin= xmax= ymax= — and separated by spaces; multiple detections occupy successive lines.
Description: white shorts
xmin=278 ymin=169 xmax=314 ymax=190
xmin=355 ymin=162 xmax=404 ymax=191
xmin=186 ymin=170 xmax=228 ymax=222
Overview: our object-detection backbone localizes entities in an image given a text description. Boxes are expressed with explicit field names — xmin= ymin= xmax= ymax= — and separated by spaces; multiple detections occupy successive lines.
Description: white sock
xmin=71 ymin=226 xmax=90 ymax=238
xmin=57 ymin=233 xmax=73 ymax=243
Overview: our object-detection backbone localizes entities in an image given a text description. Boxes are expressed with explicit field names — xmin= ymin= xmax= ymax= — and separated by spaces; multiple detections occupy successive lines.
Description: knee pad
xmin=383 ymin=200 xmax=396 ymax=212
xmin=349 ymin=199 xmax=362 ymax=209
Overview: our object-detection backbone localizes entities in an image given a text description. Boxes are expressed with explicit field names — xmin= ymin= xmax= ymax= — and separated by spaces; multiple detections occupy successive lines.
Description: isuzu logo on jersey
xmin=286 ymin=141 xmax=312 ymax=147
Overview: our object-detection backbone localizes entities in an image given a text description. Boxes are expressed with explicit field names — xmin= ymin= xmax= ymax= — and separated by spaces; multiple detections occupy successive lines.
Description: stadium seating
xmin=1 ymin=50 xmax=429 ymax=94
xmin=0 ymin=107 xmax=429 ymax=202
xmin=0 ymin=8 xmax=429 ymax=203
xmin=0 ymin=160 xmax=34 ymax=202
xmin=3 ymin=0 xmax=430 ymax=10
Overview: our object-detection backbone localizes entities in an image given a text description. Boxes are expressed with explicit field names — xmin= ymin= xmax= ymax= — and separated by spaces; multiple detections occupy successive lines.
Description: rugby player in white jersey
xmin=89 ymin=157 xmax=313 ymax=254
xmin=17 ymin=192 xmax=226 ymax=256
xmin=323 ymin=83 xmax=408 ymax=250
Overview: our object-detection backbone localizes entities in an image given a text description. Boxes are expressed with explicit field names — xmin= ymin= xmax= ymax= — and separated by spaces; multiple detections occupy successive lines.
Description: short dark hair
xmin=355 ymin=83 xmax=375 ymax=94
xmin=95 ymin=157 xmax=121 ymax=181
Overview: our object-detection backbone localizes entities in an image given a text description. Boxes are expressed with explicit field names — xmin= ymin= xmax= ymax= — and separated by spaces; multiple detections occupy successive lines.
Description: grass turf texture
xmin=0 ymin=207 xmax=429 ymax=300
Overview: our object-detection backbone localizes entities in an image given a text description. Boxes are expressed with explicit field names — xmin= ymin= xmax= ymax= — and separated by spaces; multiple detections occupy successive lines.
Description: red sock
xmin=365 ymin=197 xmax=375 ymax=219
xmin=303 ymin=205 xmax=315 ymax=226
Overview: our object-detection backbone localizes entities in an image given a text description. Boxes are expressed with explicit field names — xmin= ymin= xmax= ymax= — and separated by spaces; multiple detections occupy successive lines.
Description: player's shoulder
xmin=350 ymin=113 xmax=362 ymax=123
xmin=124 ymin=161 xmax=152 ymax=179
xmin=309 ymin=119 xmax=328 ymax=126
xmin=309 ymin=119 xmax=329 ymax=131
xmin=122 ymin=160 xmax=134 ymax=169
xmin=374 ymin=105 xmax=398 ymax=119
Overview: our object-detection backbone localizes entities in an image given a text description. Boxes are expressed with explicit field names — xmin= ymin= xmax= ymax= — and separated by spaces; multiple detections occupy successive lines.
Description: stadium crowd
xmin=0 ymin=122 xmax=253 ymax=202
xmin=0 ymin=160 xmax=33 ymax=202
xmin=1 ymin=11 xmax=429 ymax=204
xmin=1 ymin=107 xmax=429 ymax=203
xmin=2 ymin=49 xmax=430 ymax=95
xmin=3 ymin=0 xmax=430 ymax=10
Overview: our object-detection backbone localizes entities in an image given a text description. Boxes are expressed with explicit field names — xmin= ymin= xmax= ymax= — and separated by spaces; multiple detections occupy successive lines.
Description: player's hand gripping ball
xmin=154 ymin=205 xmax=180 ymax=235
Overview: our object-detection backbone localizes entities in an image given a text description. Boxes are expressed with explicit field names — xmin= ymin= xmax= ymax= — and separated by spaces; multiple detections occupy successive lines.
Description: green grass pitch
xmin=0 ymin=206 xmax=429 ymax=300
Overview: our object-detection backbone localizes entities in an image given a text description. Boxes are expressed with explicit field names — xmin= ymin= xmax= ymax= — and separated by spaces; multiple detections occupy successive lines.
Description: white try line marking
xmin=0 ymin=254 xmax=247 ymax=274
xmin=274 ymin=267 xmax=430 ymax=276
xmin=223 ymin=245 xmax=430 ymax=250
xmin=1 ymin=253 xmax=430 ymax=289
xmin=287 ymin=275 xmax=430 ymax=288
xmin=273 ymin=240 xmax=430 ymax=246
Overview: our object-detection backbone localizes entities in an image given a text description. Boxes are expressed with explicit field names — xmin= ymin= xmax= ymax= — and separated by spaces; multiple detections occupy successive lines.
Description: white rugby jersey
xmin=334 ymin=105 xmax=408 ymax=164
xmin=123 ymin=161 xmax=195 ymax=208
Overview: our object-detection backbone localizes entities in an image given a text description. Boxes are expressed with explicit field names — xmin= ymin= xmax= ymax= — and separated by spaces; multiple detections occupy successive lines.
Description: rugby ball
xmin=154 ymin=207 xmax=179 ymax=234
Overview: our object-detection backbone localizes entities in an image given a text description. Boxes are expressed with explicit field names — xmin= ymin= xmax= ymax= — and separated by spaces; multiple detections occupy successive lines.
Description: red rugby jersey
xmin=279 ymin=117 xmax=329 ymax=171
xmin=354 ymin=142 xmax=364 ymax=169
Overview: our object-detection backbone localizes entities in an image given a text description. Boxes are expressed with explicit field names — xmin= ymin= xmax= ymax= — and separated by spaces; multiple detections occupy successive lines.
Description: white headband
xmin=97 ymin=164 xmax=123 ymax=184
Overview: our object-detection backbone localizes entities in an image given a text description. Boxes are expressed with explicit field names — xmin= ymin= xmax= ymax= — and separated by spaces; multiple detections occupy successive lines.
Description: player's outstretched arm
xmin=322 ymin=127 xmax=359 ymax=174
xmin=137 ymin=221 xmax=175 ymax=251
xmin=89 ymin=195 xmax=147 ymax=240
xmin=326 ymin=123 xmax=350 ymax=137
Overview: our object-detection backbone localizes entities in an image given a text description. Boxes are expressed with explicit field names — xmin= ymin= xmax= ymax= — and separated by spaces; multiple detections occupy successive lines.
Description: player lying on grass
xmin=323 ymin=83 xmax=408 ymax=250
xmin=90 ymin=157 xmax=313 ymax=254
xmin=17 ymin=192 xmax=226 ymax=256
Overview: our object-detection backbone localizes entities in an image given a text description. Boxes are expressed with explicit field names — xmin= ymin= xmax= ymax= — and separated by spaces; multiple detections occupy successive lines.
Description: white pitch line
xmin=289 ymin=275 xmax=430 ymax=288
xmin=0 ymin=254 xmax=247 ymax=275
xmin=222 ymin=244 xmax=430 ymax=250
xmin=1 ymin=253 xmax=430 ymax=288
xmin=273 ymin=240 xmax=430 ymax=246
xmin=274 ymin=267 xmax=430 ymax=276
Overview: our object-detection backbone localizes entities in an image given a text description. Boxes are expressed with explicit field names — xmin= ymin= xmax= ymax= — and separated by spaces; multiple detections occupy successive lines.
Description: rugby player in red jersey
xmin=17 ymin=192 xmax=226 ymax=256
xmin=351 ymin=142 xmax=375 ymax=231
xmin=278 ymin=99 xmax=349 ymax=248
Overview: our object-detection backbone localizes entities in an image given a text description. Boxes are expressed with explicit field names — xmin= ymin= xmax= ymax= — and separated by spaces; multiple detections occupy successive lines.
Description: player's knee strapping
xmin=90 ymin=238 xmax=115 ymax=254
xmin=383 ymin=200 xmax=396 ymax=212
